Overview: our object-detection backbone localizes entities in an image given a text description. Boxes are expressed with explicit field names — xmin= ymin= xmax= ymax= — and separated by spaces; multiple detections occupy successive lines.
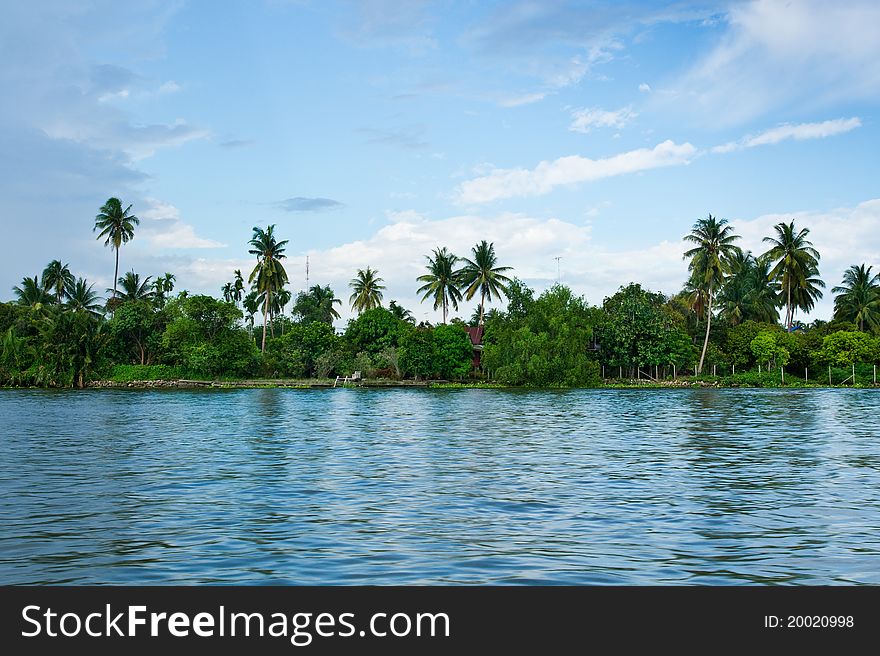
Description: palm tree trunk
xmin=261 ymin=293 xmax=269 ymax=353
xmin=442 ymin=294 xmax=447 ymax=324
xmin=112 ymin=247 xmax=119 ymax=310
xmin=698 ymin=291 xmax=713 ymax=374
xmin=786 ymin=278 xmax=792 ymax=329
xmin=479 ymin=290 xmax=486 ymax=326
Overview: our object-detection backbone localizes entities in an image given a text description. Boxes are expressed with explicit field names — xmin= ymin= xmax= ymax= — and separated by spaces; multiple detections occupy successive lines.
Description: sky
xmin=2 ymin=0 xmax=879 ymax=324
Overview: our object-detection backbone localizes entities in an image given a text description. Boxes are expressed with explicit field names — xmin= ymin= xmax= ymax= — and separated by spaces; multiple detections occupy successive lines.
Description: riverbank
xmin=67 ymin=377 xmax=879 ymax=390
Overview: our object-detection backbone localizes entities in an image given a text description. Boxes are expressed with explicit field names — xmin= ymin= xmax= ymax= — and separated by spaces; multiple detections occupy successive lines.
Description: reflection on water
xmin=1 ymin=388 xmax=879 ymax=584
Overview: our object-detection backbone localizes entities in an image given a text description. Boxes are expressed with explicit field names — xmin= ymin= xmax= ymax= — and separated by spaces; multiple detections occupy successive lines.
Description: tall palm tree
xmin=66 ymin=278 xmax=103 ymax=318
xmin=789 ymin=262 xmax=824 ymax=324
xmin=12 ymin=276 xmax=52 ymax=308
xmin=153 ymin=272 xmax=175 ymax=306
xmin=417 ymin=247 xmax=462 ymax=324
xmin=232 ymin=269 xmax=245 ymax=304
xmin=683 ymin=215 xmax=741 ymax=374
xmin=248 ymin=225 xmax=289 ymax=352
xmin=349 ymin=267 xmax=385 ymax=314
xmin=457 ymin=241 xmax=512 ymax=327
xmin=746 ymin=256 xmax=780 ymax=324
xmin=242 ymin=290 xmax=260 ymax=336
xmin=93 ymin=198 xmax=139 ymax=307
xmin=221 ymin=282 xmax=234 ymax=303
xmin=717 ymin=252 xmax=780 ymax=325
xmin=110 ymin=271 xmax=154 ymax=303
xmin=832 ymin=264 xmax=879 ymax=332
xmin=762 ymin=221 xmax=821 ymax=329
xmin=268 ymin=286 xmax=292 ymax=335
xmin=41 ymin=260 xmax=74 ymax=303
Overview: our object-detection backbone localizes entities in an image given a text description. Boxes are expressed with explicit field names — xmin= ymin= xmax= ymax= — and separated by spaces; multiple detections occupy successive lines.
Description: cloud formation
xmin=569 ymin=105 xmax=636 ymax=133
xmin=276 ymin=197 xmax=346 ymax=213
xmin=455 ymin=140 xmax=697 ymax=204
xmin=712 ymin=117 xmax=862 ymax=153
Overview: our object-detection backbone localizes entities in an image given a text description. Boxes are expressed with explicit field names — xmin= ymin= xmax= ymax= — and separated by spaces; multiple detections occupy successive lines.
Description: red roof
xmin=465 ymin=326 xmax=484 ymax=346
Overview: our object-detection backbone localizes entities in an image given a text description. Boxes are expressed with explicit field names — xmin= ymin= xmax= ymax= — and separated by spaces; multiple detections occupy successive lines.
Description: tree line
xmin=1 ymin=199 xmax=879 ymax=387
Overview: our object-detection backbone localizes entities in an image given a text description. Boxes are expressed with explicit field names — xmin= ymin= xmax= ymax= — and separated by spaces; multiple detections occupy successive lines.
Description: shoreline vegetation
xmin=3 ymin=201 xmax=880 ymax=390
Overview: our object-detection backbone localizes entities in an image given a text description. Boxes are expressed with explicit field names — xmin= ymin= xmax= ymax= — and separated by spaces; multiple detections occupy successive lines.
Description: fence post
xmin=853 ymin=363 xmax=856 ymax=386
xmin=673 ymin=364 xmax=676 ymax=379
xmin=781 ymin=367 xmax=784 ymax=384
xmin=805 ymin=367 xmax=808 ymax=382
xmin=874 ymin=364 xmax=877 ymax=385
xmin=619 ymin=365 xmax=622 ymax=379
xmin=602 ymin=365 xmax=605 ymax=379
xmin=732 ymin=364 xmax=735 ymax=375
xmin=828 ymin=365 xmax=832 ymax=386
xmin=713 ymin=364 xmax=716 ymax=377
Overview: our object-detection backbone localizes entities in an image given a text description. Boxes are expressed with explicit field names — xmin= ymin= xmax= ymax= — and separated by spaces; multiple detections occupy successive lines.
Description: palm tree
xmin=417 ymin=247 xmax=462 ymax=324
xmin=349 ymin=267 xmax=385 ymax=314
xmin=66 ymin=278 xmax=103 ymax=318
xmin=41 ymin=260 xmax=74 ymax=303
xmin=762 ymin=221 xmax=821 ymax=329
xmin=683 ymin=215 xmax=741 ymax=374
xmin=268 ymin=286 xmax=292 ymax=335
xmin=232 ymin=270 xmax=245 ymax=304
xmin=242 ymin=290 xmax=260 ymax=336
xmin=832 ymin=264 xmax=880 ymax=332
xmin=457 ymin=241 xmax=512 ymax=326
xmin=717 ymin=252 xmax=779 ymax=325
xmin=248 ymin=225 xmax=289 ymax=352
xmin=293 ymin=285 xmax=342 ymax=324
xmin=388 ymin=300 xmax=415 ymax=324
xmin=153 ymin=272 xmax=175 ymax=306
xmin=93 ymin=198 xmax=139 ymax=307
xmin=221 ymin=282 xmax=234 ymax=303
xmin=110 ymin=271 xmax=154 ymax=303
xmin=789 ymin=262 xmax=824 ymax=324
xmin=12 ymin=276 xmax=52 ymax=308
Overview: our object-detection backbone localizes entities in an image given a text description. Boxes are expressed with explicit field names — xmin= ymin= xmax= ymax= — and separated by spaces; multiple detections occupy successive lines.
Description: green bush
xmin=110 ymin=364 xmax=184 ymax=382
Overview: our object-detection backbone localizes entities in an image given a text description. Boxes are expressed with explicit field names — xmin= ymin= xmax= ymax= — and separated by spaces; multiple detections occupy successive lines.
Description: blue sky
xmin=2 ymin=0 xmax=879 ymax=323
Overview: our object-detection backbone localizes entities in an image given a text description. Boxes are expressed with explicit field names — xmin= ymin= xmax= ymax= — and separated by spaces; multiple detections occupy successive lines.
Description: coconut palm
xmin=248 ymin=225 xmax=289 ymax=352
xmin=417 ymin=247 xmax=462 ymax=324
xmin=789 ymin=263 xmax=825 ymax=324
xmin=41 ymin=260 xmax=74 ymax=303
xmin=12 ymin=276 xmax=53 ymax=308
xmin=110 ymin=271 xmax=154 ymax=303
xmin=349 ymin=267 xmax=385 ymax=314
xmin=832 ymin=264 xmax=880 ymax=332
xmin=242 ymin=290 xmax=260 ymax=336
xmin=221 ymin=282 xmax=234 ymax=303
xmin=388 ymin=300 xmax=415 ymax=324
xmin=761 ymin=221 xmax=821 ymax=329
xmin=232 ymin=269 xmax=245 ymax=304
xmin=293 ymin=285 xmax=342 ymax=324
xmin=717 ymin=252 xmax=779 ymax=325
xmin=153 ymin=272 xmax=175 ymax=307
xmin=93 ymin=198 xmax=139 ymax=307
xmin=683 ymin=215 xmax=741 ymax=374
xmin=457 ymin=241 xmax=512 ymax=327
xmin=66 ymin=278 xmax=103 ymax=318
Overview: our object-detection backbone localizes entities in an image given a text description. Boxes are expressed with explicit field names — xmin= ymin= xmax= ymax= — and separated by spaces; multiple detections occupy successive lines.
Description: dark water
xmin=1 ymin=388 xmax=879 ymax=585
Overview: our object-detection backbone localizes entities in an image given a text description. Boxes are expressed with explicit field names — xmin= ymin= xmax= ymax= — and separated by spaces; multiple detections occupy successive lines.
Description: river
xmin=1 ymin=388 xmax=878 ymax=584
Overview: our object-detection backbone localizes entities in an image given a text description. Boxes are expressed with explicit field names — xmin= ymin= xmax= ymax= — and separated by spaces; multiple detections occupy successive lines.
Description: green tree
xmin=248 ymin=225 xmax=289 ymax=352
xmin=457 ymin=241 xmax=512 ymax=326
xmin=750 ymin=331 xmax=790 ymax=369
xmin=292 ymin=285 xmax=341 ymax=324
xmin=683 ymin=215 xmax=741 ymax=373
xmin=417 ymin=247 xmax=462 ymax=324
xmin=112 ymin=271 xmax=154 ymax=304
xmin=107 ymin=301 xmax=164 ymax=365
xmin=93 ymin=198 xmax=139 ymax=307
xmin=816 ymin=330 xmax=880 ymax=367
xmin=388 ymin=300 xmax=415 ymax=324
xmin=66 ymin=278 xmax=103 ymax=318
xmin=431 ymin=323 xmax=473 ymax=379
xmin=349 ymin=267 xmax=385 ymax=314
xmin=41 ymin=260 xmax=74 ymax=303
xmin=12 ymin=276 xmax=52 ymax=309
xmin=399 ymin=327 xmax=434 ymax=379
xmin=761 ymin=220 xmax=822 ymax=329
xmin=832 ymin=264 xmax=880 ymax=332
xmin=344 ymin=306 xmax=405 ymax=356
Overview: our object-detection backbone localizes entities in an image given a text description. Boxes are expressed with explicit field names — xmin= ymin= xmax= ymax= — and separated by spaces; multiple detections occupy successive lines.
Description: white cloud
xmin=661 ymin=0 xmax=880 ymax=125
xmin=158 ymin=80 xmax=181 ymax=94
xmin=499 ymin=92 xmax=548 ymax=107
xmin=569 ymin=105 xmax=637 ymax=133
xmin=455 ymin=140 xmax=697 ymax=204
xmin=712 ymin=117 xmax=861 ymax=153
xmin=138 ymin=199 xmax=226 ymax=249
xmin=638 ymin=83 xmax=651 ymax=93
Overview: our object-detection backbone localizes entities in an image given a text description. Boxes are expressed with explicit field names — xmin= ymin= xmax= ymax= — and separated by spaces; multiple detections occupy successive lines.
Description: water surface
xmin=1 ymin=388 xmax=879 ymax=584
